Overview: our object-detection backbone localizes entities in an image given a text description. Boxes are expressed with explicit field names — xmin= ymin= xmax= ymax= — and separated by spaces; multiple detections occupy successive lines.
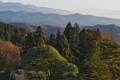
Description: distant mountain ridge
xmin=9 ymin=22 xmax=64 ymax=37
xmin=9 ymin=22 xmax=35 ymax=31
xmin=73 ymin=8 xmax=120 ymax=19
xmin=0 ymin=1 xmax=73 ymax=15
xmin=0 ymin=11 xmax=120 ymax=26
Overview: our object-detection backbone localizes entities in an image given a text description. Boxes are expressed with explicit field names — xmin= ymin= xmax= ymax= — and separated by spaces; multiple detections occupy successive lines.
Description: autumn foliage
xmin=100 ymin=31 xmax=117 ymax=43
xmin=0 ymin=41 xmax=21 ymax=68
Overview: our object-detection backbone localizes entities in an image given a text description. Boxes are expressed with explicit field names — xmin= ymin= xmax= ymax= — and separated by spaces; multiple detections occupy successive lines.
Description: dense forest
xmin=0 ymin=22 xmax=120 ymax=80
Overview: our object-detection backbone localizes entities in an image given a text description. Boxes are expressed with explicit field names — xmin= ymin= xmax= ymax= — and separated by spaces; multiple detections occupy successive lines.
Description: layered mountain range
xmin=0 ymin=1 xmax=72 ymax=15
xmin=0 ymin=11 xmax=120 ymax=27
xmin=0 ymin=1 xmax=120 ymax=26
xmin=0 ymin=1 xmax=120 ymax=43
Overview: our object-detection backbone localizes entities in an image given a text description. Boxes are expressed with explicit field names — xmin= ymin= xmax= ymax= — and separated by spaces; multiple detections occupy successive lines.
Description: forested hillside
xmin=0 ymin=22 xmax=28 ymax=44
xmin=8 ymin=22 xmax=120 ymax=43
xmin=9 ymin=22 xmax=64 ymax=37
xmin=84 ymin=24 xmax=120 ymax=43
xmin=0 ymin=22 xmax=120 ymax=80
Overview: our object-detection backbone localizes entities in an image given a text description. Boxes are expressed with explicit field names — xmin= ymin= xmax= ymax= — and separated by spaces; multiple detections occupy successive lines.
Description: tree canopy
xmin=22 ymin=45 xmax=78 ymax=80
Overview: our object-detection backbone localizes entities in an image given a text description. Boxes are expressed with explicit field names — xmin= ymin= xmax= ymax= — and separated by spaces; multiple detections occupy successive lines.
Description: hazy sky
xmin=1 ymin=0 xmax=120 ymax=10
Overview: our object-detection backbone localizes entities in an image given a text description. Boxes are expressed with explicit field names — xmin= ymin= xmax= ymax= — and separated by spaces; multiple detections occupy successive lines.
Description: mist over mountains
xmin=0 ymin=1 xmax=120 ymax=27
xmin=73 ymin=8 xmax=120 ymax=19
xmin=0 ymin=1 xmax=72 ymax=15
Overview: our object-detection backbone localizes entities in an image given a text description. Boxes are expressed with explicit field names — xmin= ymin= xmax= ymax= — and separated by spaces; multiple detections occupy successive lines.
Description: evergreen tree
xmin=64 ymin=22 xmax=73 ymax=42
xmin=64 ymin=22 xmax=80 ymax=63
xmin=0 ymin=33 xmax=5 ymax=41
xmin=87 ymin=28 xmax=102 ymax=39
xmin=78 ymin=29 xmax=110 ymax=80
xmin=74 ymin=23 xmax=81 ymax=31
xmin=34 ymin=26 xmax=46 ymax=45
xmin=55 ymin=32 xmax=73 ymax=62
xmin=4 ymin=31 xmax=10 ymax=41
xmin=54 ymin=29 xmax=62 ymax=51
xmin=47 ymin=34 xmax=56 ymax=47
xmin=25 ymin=32 xmax=35 ymax=47
xmin=72 ymin=23 xmax=80 ymax=56
xmin=56 ymin=29 xmax=62 ymax=43
xmin=79 ymin=29 xmax=91 ymax=61
xmin=0 ymin=22 xmax=28 ymax=44
xmin=94 ymin=28 xmax=102 ymax=38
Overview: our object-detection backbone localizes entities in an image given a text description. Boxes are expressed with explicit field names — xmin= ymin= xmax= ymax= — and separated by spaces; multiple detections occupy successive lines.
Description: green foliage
xmin=0 ymin=53 xmax=13 ymax=80
xmin=22 ymin=45 xmax=78 ymax=80
xmin=25 ymin=32 xmax=35 ymax=47
xmin=64 ymin=22 xmax=73 ymax=41
xmin=64 ymin=22 xmax=80 ymax=63
xmin=0 ymin=22 xmax=28 ymax=44
xmin=55 ymin=30 xmax=73 ymax=62
xmin=34 ymin=26 xmax=46 ymax=45
xmin=48 ymin=29 xmax=73 ymax=63
xmin=78 ymin=29 xmax=111 ymax=80
xmin=23 ymin=26 xmax=46 ymax=55
xmin=100 ymin=39 xmax=119 ymax=55
xmin=0 ymin=53 xmax=7 ymax=72
xmin=100 ymin=39 xmax=120 ymax=79
xmin=101 ymin=47 xmax=120 ymax=80
xmin=1 ymin=22 xmax=119 ymax=79
xmin=47 ymin=34 xmax=56 ymax=47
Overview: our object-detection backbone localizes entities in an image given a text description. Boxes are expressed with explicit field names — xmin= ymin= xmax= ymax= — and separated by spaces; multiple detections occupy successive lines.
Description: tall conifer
xmin=34 ymin=26 xmax=46 ymax=45
xmin=64 ymin=22 xmax=80 ymax=63
xmin=78 ymin=29 xmax=110 ymax=80
xmin=25 ymin=32 xmax=35 ymax=47
xmin=47 ymin=34 xmax=56 ymax=47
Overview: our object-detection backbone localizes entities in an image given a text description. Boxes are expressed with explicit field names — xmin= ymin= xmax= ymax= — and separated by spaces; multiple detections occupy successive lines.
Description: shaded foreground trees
xmin=0 ymin=22 xmax=119 ymax=80
xmin=0 ymin=53 xmax=12 ymax=80
xmin=47 ymin=22 xmax=120 ymax=80
xmin=55 ymin=30 xmax=73 ymax=62
xmin=78 ymin=31 xmax=110 ymax=80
